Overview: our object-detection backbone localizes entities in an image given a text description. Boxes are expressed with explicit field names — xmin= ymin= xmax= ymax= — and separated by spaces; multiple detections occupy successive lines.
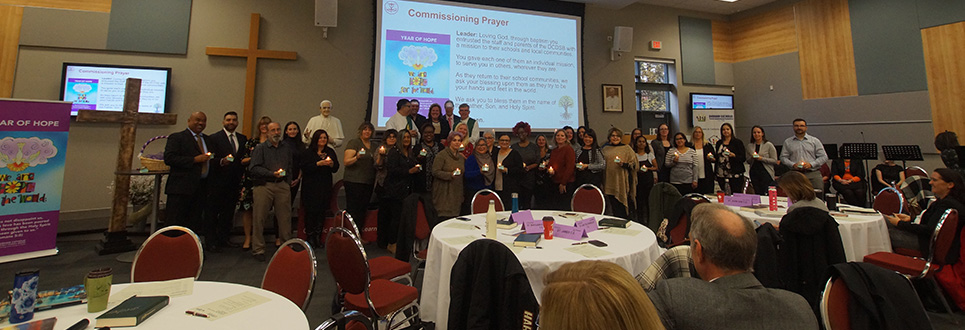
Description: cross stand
xmin=841 ymin=143 xmax=878 ymax=206
xmin=76 ymin=78 xmax=178 ymax=255
xmin=881 ymin=145 xmax=924 ymax=169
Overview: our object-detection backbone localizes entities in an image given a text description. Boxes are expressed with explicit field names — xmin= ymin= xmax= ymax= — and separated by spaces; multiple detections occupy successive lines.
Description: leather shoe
xmin=253 ymin=253 xmax=266 ymax=262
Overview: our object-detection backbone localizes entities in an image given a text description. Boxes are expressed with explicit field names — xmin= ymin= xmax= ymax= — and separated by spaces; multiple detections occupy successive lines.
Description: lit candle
xmin=325 ymin=156 xmax=331 ymax=161
xmin=205 ymin=152 xmax=212 ymax=157
xmin=358 ymin=148 xmax=366 ymax=155
xmin=458 ymin=143 xmax=465 ymax=151
xmin=539 ymin=161 xmax=546 ymax=169
xmin=548 ymin=166 xmax=555 ymax=175
xmin=482 ymin=163 xmax=490 ymax=172
xmin=707 ymin=152 xmax=713 ymax=159
xmin=415 ymin=164 xmax=422 ymax=170
xmin=277 ymin=168 xmax=286 ymax=177
xmin=379 ymin=145 xmax=386 ymax=153
xmin=420 ymin=148 xmax=427 ymax=156
xmin=577 ymin=162 xmax=584 ymax=169
xmin=614 ymin=156 xmax=621 ymax=163
xmin=453 ymin=168 xmax=461 ymax=176
xmin=226 ymin=154 xmax=234 ymax=162
xmin=498 ymin=162 xmax=504 ymax=170
xmin=753 ymin=151 xmax=760 ymax=158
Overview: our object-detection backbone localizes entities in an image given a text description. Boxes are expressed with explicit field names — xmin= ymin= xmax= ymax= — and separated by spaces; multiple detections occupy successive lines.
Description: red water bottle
xmin=542 ymin=216 xmax=554 ymax=240
xmin=768 ymin=186 xmax=778 ymax=211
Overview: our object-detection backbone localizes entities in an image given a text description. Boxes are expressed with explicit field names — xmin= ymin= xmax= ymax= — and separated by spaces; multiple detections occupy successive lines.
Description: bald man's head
xmin=690 ymin=203 xmax=757 ymax=272
xmin=187 ymin=112 xmax=207 ymax=134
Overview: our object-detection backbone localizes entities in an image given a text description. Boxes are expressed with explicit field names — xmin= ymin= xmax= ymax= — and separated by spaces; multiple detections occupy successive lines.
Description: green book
xmin=598 ymin=217 xmax=630 ymax=228
xmin=95 ymin=295 xmax=169 ymax=328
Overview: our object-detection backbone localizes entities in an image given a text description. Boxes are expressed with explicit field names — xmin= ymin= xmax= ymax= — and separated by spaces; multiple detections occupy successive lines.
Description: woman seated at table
xmin=665 ymin=132 xmax=698 ymax=195
xmin=830 ymin=152 xmax=867 ymax=207
xmin=493 ymin=135 xmax=524 ymax=207
xmin=541 ymin=260 xmax=665 ymax=330
xmin=574 ymin=128 xmax=606 ymax=188
xmin=779 ymin=171 xmax=828 ymax=212
xmin=433 ymin=131 xmax=466 ymax=219
xmin=885 ymin=168 xmax=965 ymax=259
xmin=871 ymin=159 xmax=905 ymax=193
xmin=602 ymin=127 xmax=638 ymax=218
xmin=463 ymin=139 xmax=494 ymax=214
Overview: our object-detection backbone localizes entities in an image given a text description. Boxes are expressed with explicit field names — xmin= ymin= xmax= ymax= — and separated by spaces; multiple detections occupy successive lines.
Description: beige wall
xmin=12 ymin=1 xmax=737 ymax=220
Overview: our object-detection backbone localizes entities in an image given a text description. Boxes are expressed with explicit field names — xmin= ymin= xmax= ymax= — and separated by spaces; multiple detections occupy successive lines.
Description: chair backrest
xmin=776 ymin=186 xmax=788 ymax=197
xmin=336 ymin=210 xmax=361 ymax=236
xmin=471 ymin=189 xmax=504 ymax=214
xmin=414 ymin=200 xmax=430 ymax=240
xmin=820 ymin=277 xmax=851 ymax=330
xmin=263 ymin=238 xmax=317 ymax=311
xmin=571 ymin=184 xmax=605 ymax=214
xmin=905 ymin=166 xmax=928 ymax=179
xmin=331 ymin=179 xmax=345 ymax=216
xmin=931 ymin=209 xmax=959 ymax=266
xmin=315 ymin=310 xmax=373 ymax=330
xmin=667 ymin=194 xmax=708 ymax=246
xmin=872 ymin=187 xmax=904 ymax=215
xmin=325 ymin=227 xmax=371 ymax=296
xmin=131 ymin=225 xmax=203 ymax=282
xmin=448 ymin=239 xmax=539 ymax=330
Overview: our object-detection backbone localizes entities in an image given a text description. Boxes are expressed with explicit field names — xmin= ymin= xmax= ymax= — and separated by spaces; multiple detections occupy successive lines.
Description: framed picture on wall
xmin=603 ymin=84 xmax=623 ymax=112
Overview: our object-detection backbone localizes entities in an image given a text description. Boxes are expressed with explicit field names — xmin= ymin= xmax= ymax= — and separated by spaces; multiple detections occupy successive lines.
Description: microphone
xmin=860 ymin=131 xmax=865 ymax=143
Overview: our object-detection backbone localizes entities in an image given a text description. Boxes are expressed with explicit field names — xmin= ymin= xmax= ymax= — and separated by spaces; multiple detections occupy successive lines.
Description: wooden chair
xmin=262 ymin=238 xmax=317 ymax=311
xmin=326 ymin=227 xmax=420 ymax=330
xmin=471 ymin=189 xmax=504 ymax=214
xmin=571 ymin=184 xmax=605 ymax=214
xmin=863 ymin=209 xmax=959 ymax=314
xmin=131 ymin=225 xmax=203 ymax=282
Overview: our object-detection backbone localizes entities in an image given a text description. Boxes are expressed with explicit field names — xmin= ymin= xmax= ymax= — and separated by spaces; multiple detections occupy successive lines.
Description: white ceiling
xmin=566 ymin=0 xmax=781 ymax=15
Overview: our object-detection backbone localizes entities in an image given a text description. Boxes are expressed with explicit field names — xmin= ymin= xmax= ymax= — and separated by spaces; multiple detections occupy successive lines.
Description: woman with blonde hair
xmin=541 ymin=260 xmax=665 ymax=330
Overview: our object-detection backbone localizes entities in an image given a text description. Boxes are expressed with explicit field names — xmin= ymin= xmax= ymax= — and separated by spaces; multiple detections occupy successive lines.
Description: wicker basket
xmin=138 ymin=135 xmax=170 ymax=171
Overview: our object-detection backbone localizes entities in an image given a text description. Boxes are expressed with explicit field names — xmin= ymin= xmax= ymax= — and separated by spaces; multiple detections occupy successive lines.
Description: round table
xmin=14 ymin=281 xmax=308 ymax=330
xmin=420 ymin=211 xmax=663 ymax=328
xmin=718 ymin=195 xmax=892 ymax=262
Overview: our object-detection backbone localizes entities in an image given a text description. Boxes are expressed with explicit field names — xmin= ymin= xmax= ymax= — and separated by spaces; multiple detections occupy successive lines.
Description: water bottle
xmin=486 ymin=200 xmax=497 ymax=239
xmin=511 ymin=193 xmax=519 ymax=213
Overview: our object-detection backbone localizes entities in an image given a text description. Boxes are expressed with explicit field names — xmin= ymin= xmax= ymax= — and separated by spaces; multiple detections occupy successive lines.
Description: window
xmin=635 ymin=59 xmax=676 ymax=112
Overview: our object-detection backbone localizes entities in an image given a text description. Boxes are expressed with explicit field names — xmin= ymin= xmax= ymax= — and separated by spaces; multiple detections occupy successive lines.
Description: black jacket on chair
xmin=778 ymin=206 xmax=847 ymax=308
xmin=829 ymin=262 xmax=931 ymax=330
xmin=448 ymin=239 xmax=539 ymax=330
xmin=754 ymin=222 xmax=783 ymax=289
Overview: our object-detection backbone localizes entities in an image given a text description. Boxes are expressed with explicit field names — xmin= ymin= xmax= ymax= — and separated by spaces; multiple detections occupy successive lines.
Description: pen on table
xmin=66 ymin=318 xmax=89 ymax=330
xmin=473 ymin=225 xmax=481 ymax=230
xmin=185 ymin=310 xmax=210 ymax=318
xmin=571 ymin=241 xmax=589 ymax=245
xmin=524 ymin=246 xmax=542 ymax=249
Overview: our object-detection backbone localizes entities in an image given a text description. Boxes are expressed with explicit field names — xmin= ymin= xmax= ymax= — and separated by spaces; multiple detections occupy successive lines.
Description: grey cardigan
xmin=665 ymin=148 xmax=699 ymax=184
xmin=746 ymin=141 xmax=779 ymax=179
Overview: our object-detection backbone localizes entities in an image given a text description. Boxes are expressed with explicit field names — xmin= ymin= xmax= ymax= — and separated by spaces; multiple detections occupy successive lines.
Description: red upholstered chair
xmin=131 ymin=226 xmax=203 ymax=283
xmin=872 ymin=187 xmax=904 ymax=215
xmin=330 ymin=179 xmax=345 ymax=217
xmin=667 ymin=194 xmax=711 ymax=247
xmin=326 ymin=227 xmax=420 ymax=330
xmin=820 ymin=277 xmax=851 ymax=330
xmin=315 ymin=310 xmax=373 ymax=330
xmin=863 ymin=209 xmax=959 ymax=314
xmin=337 ymin=210 xmax=412 ymax=285
xmin=471 ymin=189 xmax=504 ymax=214
xmin=571 ymin=184 xmax=605 ymax=214
xmin=413 ymin=200 xmax=431 ymax=262
xmin=905 ymin=166 xmax=928 ymax=179
xmin=262 ymin=238 xmax=317 ymax=311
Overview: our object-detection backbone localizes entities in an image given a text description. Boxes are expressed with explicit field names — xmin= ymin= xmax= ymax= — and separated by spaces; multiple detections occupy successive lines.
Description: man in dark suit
xmin=164 ymin=112 xmax=211 ymax=236
xmin=439 ymin=99 xmax=459 ymax=142
xmin=648 ymin=203 xmax=817 ymax=330
xmin=204 ymin=111 xmax=248 ymax=251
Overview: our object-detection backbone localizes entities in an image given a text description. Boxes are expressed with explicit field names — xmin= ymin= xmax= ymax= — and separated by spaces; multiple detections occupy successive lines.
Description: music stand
xmin=841 ymin=143 xmax=878 ymax=206
xmin=882 ymin=145 xmax=923 ymax=168
xmin=824 ymin=143 xmax=838 ymax=160
xmin=956 ymin=146 xmax=965 ymax=168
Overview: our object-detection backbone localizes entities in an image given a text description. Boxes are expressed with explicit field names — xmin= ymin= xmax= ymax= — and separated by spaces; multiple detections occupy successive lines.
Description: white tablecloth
xmin=13 ymin=281 xmax=309 ymax=330
xmin=720 ymin=195 xmax=892 ymax=262
xmin=420 ymin=211 xmax=663 ymax=328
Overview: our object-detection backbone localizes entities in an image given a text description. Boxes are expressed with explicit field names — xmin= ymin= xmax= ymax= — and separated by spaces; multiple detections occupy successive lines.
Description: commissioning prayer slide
xmin=374 ymin=0 xmax=583 ymax=130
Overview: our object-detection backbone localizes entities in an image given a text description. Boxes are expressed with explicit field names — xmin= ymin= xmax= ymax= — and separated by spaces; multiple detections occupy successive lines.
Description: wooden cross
xmin=205 ymin=13 xmax=298 ymax=136
xmin=76 ymin=78 xmax=178 ymax=254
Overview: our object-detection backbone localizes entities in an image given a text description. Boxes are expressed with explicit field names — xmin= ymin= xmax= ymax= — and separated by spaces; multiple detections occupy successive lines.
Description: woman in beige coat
xmin=433 ymin=131 xmax=467 ymax=218
xmin=602 ymin=127 xmax=638 ymax=218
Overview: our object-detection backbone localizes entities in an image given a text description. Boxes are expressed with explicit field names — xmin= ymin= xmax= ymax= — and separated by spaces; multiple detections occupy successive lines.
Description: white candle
xmin=226 ymin=154 xmax=234 ymax=162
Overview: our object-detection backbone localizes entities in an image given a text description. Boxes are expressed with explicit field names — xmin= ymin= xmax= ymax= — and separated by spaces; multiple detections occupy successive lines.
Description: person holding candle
xmin=464 ymin=138 xmax=495 ymax=214
xmin=575 ymin=129 xmax=606 ymax=189
xmin=780 ymin=118 xmax=828 ymax=192
xmin=534 ymin=134 xmax=555 ymax=209
xmin=690 ymin=126 xmax=716 ymax=194
xmin=427 ymin=103 xmax=445 ymax=142
xmin=373 ymin=129 xmax=398 ymax=240
xmin=433 ymin=131 xmax=466 ymax=219
xmin=448 ymin=122 xmax=475 ymax=158
xmin=300 ymin=129 xmax=339 ymax=247
xmin=205 ymin=111 xmax=248 ymax=251
xmin=343 ymin=122 xmax=379 ymax=233
xmin=603 ymin=127 xmax=638 ymax=218
xmin=248 ymin=122 xmax=295 ymax=261
xmin=714 ymin=123 xmax=746 ymax=194
xmin=164 ymin=112 xmax=211 ymax=246
xmin=493 ymin=134 xmax=524 ymax=206
xmin=283 ymin=122 xmax=306 ymax=217
xmin=380 ymin=130 xmax=420 ymax=252
xmin=513 ymin=122 xmax=540 ymax=210
xmin=634 ymin=135 xmax=658 ymax=225
xmin=745 ymin=125 xmax=779 ymax=195
xmin=548 ymin=129 xmax=577 ymax=210
xmin=666 ymin=132 xmax=699 ymax=194
xmin=414 ymin=123 xmax=441 ymax=195
xmin=652 ymin=123 xmax=673 ymax=183
xmin=239 ymin=116 xmax=272 ymax=250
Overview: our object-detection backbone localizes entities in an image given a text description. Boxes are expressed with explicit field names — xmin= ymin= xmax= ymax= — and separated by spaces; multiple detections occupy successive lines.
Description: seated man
xmin=648 ymin=203 xmax=817 ymax=330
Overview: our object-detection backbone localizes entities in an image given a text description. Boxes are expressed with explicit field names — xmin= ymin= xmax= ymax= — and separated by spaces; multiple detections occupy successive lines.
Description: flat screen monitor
xmin=60 ymin=63 xmax=172 ymax=116
xmin=690 ymin=93 xmax=733 ymax=110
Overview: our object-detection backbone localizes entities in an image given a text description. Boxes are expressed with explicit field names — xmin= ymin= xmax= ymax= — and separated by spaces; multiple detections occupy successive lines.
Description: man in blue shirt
xmin=248 ymin=122 xmax=294 ymax=261
xmin=780 ymin=118 xmax=828 ymax=191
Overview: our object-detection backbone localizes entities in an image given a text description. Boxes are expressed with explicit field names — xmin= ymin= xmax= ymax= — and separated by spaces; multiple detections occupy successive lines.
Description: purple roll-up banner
xmin=0 ymin=99 xmax=71 ymax=263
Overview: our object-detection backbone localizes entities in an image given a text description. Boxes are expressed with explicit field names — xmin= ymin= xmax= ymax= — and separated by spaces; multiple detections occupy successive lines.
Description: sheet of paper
xmin=187 ymin=291 xmax=271 ymax=321
xmin=441 ymin=235 xmax=480 ymax=246
xmin=565 ymin=245 xmax=613 ymax=258
xmin=603 ymin=227 xmax=642 ymax=237
xmin=110 ymin=277 xmax=194 ymax=303
xmin=445 ymin=222 xmax=479 ymax=231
